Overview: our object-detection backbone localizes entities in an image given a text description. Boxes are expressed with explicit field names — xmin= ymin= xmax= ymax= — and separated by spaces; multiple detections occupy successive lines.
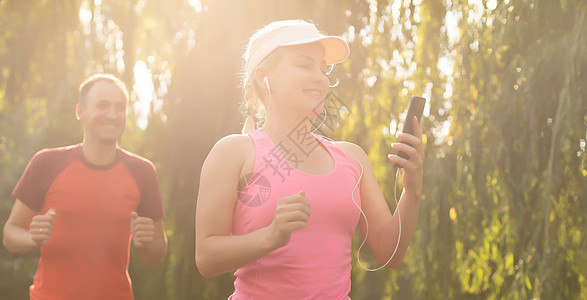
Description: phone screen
xmin=395 ymin=95 xmax=426 ymax=168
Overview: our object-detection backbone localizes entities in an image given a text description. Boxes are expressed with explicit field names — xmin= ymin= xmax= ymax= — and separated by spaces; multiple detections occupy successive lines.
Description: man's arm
xmin=131 ymin=212 xmax=167 ymax=264
xmin=3 ymin=200 xmax=55 ymax=253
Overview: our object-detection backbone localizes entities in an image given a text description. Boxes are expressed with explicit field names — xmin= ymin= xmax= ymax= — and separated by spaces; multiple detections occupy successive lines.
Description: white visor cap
xmin=245 ymin=20 xmax=350 ymax=83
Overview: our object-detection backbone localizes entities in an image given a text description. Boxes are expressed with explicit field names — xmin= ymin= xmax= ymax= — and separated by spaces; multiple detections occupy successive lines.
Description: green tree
xmin=1 ymin=0 xmax=584 ymax=299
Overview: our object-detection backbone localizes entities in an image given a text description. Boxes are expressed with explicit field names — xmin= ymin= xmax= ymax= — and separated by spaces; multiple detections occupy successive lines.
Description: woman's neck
xmin=263 ymin=110 xmax=311 ymax=139
xmin=262 ymin=111 xmax=319 ymax=159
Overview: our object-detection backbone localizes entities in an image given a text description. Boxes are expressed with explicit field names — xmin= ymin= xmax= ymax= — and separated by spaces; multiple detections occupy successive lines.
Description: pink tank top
xmin=230 ymin=129 xmax=362 ymax=300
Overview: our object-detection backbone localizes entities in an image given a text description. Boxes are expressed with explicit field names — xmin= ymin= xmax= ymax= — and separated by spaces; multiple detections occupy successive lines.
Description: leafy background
xmin=0 ymin=0 xmax=585 ymax=299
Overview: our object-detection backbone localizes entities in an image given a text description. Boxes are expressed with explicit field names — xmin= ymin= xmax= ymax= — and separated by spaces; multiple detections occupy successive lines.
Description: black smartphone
xmin=394 ymin=95 xmax=426 ymax=168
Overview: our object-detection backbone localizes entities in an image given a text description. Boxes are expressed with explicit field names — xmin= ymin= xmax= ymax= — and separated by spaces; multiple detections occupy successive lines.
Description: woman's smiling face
xmin=264 ymin=43 xmax=330 ymax=116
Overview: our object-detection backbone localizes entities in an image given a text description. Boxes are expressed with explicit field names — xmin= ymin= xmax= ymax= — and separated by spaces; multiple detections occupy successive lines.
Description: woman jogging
xmin=195 ymin=19 xmax=424 ymax=299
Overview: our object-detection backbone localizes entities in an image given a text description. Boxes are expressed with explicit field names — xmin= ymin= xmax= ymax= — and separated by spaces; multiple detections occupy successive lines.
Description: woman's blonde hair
xmin=240 ymin=48 xmax=285 ymax=134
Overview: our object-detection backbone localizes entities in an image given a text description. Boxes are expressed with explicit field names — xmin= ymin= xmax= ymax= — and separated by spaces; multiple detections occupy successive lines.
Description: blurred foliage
xmin=0 ymin=0 xmax=585 ymax=299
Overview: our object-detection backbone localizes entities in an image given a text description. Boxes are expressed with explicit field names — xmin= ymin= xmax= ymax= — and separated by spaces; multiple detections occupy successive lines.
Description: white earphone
xmin=263 ymin=76 xmax=270 ymax=93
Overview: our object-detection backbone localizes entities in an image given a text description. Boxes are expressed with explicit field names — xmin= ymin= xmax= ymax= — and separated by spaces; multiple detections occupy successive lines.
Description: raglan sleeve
xmin=12 ymin=150 xmax=49 ymax=212
xmin=136 ymin=160 xmax=165 ymax=221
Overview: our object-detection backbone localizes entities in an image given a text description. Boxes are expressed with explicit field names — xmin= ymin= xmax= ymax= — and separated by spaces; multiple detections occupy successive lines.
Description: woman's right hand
xmin=268 ymin=191 xmax=311 ymax=249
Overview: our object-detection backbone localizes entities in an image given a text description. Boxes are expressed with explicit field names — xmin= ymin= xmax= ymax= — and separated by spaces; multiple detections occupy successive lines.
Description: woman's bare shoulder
xmin=333 ymin=141 xmax=369 ymax=163
xmin=202 ymin=133 xmax=256 ymax=176
xmin=207 ymin=134 xmax=255 ymax=155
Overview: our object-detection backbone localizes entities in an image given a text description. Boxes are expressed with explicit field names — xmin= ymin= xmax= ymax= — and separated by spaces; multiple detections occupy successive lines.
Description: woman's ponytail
xmin=241 ymin=84 xmax=257 ymax=134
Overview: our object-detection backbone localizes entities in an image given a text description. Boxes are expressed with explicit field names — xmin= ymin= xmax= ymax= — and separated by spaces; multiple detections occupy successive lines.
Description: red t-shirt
xmin=12 ymin=144 xmax=164 ymax=300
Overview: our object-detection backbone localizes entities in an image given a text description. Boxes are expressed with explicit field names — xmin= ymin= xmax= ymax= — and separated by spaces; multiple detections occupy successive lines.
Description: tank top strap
xmin=311 ymin=133 xmax=358 ymax=170
xmin=247 ymin=129 xmax=284 ymax=176
xmin=248 ymin=129 xmax=274 ymax=153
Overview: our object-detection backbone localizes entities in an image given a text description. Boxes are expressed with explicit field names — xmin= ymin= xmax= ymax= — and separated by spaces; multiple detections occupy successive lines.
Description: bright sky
xmin=133 ymin=61 xmax=154 ymax=129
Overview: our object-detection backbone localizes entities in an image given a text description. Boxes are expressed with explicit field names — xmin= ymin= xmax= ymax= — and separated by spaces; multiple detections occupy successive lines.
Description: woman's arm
xmin=339 ymin=116 xmax=424 ymax=268
xmin=195 ymin=135 xmax=310 ymax=277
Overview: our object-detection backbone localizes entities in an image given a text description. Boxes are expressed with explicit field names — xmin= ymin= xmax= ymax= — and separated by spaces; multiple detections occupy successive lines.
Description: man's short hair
xmin=78 ymin=74 xmax=129 ymax=105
